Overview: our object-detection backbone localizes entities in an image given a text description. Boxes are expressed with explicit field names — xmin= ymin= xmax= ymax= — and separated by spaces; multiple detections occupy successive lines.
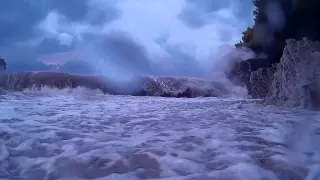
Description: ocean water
xmin=0 ymin=87 xmax=320 ymax=180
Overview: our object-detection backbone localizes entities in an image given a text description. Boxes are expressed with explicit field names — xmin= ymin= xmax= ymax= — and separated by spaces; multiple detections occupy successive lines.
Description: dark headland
xmin=226 ymin=0 xmax=320 ymax=109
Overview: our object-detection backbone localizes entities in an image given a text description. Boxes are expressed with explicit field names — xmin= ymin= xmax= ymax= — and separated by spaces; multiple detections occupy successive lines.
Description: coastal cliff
xmin=228 ymin=38 xmax=320 ymax=109
xmin=265 ymin=38 xmax=320 ymax=109
xmin=229 ymin=0 xmax=320 ymax=109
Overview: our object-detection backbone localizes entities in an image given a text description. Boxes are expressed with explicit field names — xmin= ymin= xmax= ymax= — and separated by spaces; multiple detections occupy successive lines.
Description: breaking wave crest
xmin=0 ymin=72 xmax=247 ymax=98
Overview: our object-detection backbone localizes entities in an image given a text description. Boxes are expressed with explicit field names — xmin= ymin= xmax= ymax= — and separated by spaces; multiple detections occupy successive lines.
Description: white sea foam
xmin=0 ymin=88 xmax=320 ymax=179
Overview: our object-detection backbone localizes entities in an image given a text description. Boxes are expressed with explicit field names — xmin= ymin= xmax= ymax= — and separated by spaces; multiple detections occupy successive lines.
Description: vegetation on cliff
xmin=236 ymin=0 xmax=320 ymax=63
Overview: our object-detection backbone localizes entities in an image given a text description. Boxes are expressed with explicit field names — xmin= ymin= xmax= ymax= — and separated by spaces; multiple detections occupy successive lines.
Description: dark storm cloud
xmin=178 ymin=0 xmax=254 ymax=28
xmin=90 ymin=31 xmax=207 ymax=77
xmin=45 ymin=0 xmax=89 ymax=22
xmin=45 ymin=0 xmax=121 ymax=25
xmin=97 ymin=31 xmax=152 ymax=74
xmin=0 ymin=0 xmax=121 ymax=46
xmin=67 ymin=31 xmax=208 ymax=77
xmin=0 ymin=0 xmax=47 ymax=47
xmin=36 ymin=38 xmax=75 ymax=55
xmin=0 ymin=0 xmax=121 ymax=72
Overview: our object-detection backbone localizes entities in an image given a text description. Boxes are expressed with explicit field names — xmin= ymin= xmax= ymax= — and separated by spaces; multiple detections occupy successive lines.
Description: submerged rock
xmin=266 ymin=38 xmax=320 ymax=109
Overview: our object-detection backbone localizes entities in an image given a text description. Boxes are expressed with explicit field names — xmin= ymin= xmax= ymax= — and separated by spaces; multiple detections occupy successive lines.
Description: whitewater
xmin=1 ymin=87 xmax=320 ymax=180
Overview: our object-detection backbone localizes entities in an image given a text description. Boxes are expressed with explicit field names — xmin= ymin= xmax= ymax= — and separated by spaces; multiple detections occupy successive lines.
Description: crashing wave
xmin=0 ymin=72 xmax=245 ymax=98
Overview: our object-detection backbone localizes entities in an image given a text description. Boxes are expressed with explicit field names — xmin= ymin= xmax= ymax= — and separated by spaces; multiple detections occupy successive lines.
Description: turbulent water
xmin=1 ymin=88 xmax=320 ymax=180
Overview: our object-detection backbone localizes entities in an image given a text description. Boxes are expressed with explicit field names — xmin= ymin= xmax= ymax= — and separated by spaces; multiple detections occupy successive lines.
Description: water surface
xmin=0 ymin=88 xmax=320 ymax=180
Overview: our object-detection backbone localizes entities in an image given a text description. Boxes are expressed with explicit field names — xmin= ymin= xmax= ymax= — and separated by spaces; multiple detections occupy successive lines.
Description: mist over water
xmin=75 ymin=35 xmax=259 ymax=92
xmin=66 ymin=29 xmax=258 ymax=84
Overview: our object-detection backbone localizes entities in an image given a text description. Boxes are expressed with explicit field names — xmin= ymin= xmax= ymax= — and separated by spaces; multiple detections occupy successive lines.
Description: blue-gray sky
xmin=0 ymin=0 xmax=254 ymax=77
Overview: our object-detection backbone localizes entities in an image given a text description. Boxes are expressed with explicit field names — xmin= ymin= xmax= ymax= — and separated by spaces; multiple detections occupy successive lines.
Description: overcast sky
xmin=0 ymin=0 xmax=254 ymax=76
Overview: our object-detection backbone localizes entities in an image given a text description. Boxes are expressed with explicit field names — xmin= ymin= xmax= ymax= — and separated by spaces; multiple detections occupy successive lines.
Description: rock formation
xmin=265 ymin=38 xmax=320 ymax=109
xmin=226 ymin=37 xmax=320 ymax=109
xmin=250 ymin=66 xmax=276 ymax=99
xmin=0 ymin=57 xmax=6 ymax=71
xmin=0 ymin=72 xmax=236 ymax=98
xmin=227 ymin=57 xmax=275 ymax=98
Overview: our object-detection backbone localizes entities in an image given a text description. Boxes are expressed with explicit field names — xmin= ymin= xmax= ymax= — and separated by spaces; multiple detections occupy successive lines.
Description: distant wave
xmin=0 ymin=72 xmax=246 ymax=98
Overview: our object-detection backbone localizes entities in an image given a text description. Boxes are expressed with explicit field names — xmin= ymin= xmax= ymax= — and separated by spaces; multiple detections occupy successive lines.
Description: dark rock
xmin=250 ymin=66 xmax=277 ymax=99
xmin=243 ymin=58 xmax=273 ymax=72
xmin=226 ymin=61 xmax=245 ymax=87
xmin=227 ymin=57 xmax=275 ymax=97
xmin=0 ymin=57 xmax=6 ymax=71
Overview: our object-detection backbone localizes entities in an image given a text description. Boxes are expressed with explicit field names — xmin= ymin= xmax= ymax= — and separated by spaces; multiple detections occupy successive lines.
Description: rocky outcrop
xmin=0 ymin=57 xmax=6 ymax=71
xmin=227 ymin=58 xmax=275 ymax=98
xmin=227 ymin=38 xmax=320 ymax=109
xmin=250 ymin=66 xmax=276 ymax=99
xmin=0 ymin=72 xmax=236 ymax=98
xmin=265 ymin=38 xmax=320 ymax=109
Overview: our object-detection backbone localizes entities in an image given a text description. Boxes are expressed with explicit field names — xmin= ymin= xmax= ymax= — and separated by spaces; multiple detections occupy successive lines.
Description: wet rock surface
xmin=227 ymin=58 xmax=275 ymax=98
xmin=250 ymin=66 xmax=277 ymax=99
xmin=266 ymin=38 xmax=320 ymax=109
xmin=228 ymin=38 xmax=320 ymax=104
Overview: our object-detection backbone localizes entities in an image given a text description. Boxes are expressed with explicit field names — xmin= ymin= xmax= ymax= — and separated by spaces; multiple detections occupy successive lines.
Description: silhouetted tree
xmin=236 ymin=0 xmax=320 ymax=63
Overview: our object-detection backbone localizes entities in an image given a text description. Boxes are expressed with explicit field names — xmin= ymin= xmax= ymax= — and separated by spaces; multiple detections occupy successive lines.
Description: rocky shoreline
xmin=229 ymin=38 xmax=320 ymax=109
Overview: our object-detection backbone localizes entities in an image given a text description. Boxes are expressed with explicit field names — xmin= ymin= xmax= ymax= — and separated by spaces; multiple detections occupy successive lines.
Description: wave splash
xmin=0 ymin=93 xmax=319 ymax=179
xmin=0 ymin=72 xmax=247 ymax=98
